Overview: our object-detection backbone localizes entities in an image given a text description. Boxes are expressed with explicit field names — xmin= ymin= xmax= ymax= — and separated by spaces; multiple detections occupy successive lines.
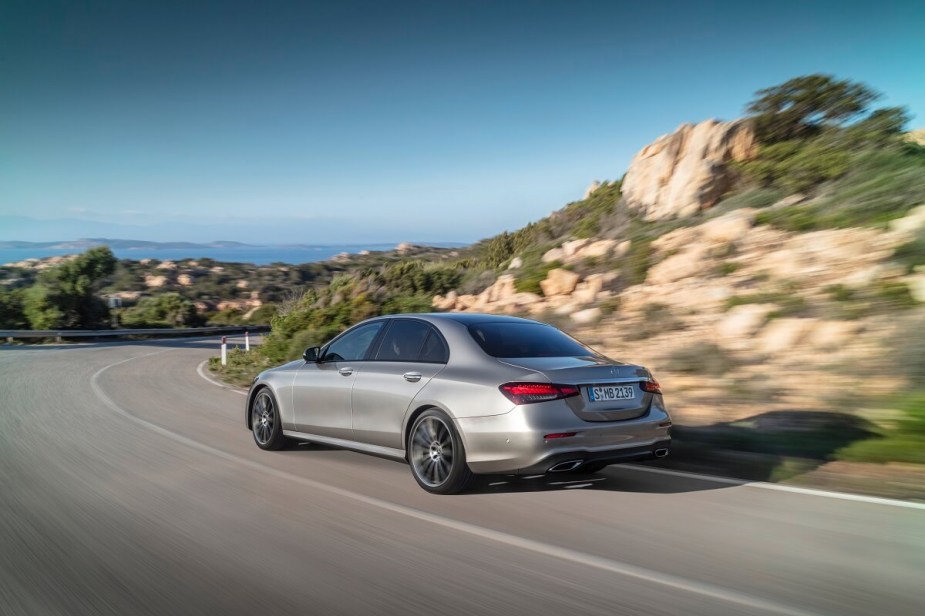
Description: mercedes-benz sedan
xmin=246 ymin=313 xmax=671 ymax=494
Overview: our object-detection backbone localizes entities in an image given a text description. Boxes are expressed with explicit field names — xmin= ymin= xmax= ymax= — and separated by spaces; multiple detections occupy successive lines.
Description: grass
xmin=723 ymin=288 xmax=808 ymax=318
xmin=711 ymin=187 xmax=785 ymax=212
xmin=208 ymin=347 xmax=273 ymax=388
xmin=836 ymin=391 xmax=925 ymax=464
xmin=824 ymin=281 xmax=918 ymax=319
xmin=754 ymin=145 xmax=925 ymax=231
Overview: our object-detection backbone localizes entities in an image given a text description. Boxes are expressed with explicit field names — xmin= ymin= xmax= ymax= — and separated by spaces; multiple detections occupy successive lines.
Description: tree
xmin=120 ymin=293 xmax=203 ymax=328
xmin=22 ymin=246 xmax=117 ymax=329
xmin=747 ymin=74 xmax=881 ymax=142
xmin=0 ymin=289 xmax=27 ymax=328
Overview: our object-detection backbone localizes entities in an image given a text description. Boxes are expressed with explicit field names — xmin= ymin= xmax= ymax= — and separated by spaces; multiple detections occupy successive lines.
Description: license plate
xmin=588 ymin=385 xmax=635 ymax=402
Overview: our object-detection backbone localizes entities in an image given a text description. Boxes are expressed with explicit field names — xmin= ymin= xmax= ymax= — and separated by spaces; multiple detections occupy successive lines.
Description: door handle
xmin=339 ymin=367 xmax=354 ymax=376
xmin=403 ymin=372 xmax=422 ymax=382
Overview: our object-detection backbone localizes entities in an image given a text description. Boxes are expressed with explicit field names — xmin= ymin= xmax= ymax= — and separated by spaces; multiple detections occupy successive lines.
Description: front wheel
xmin=250 ymin=389 xmax=290 ymax=451
xmin=408 ymin=410 xmax=473 ymax=494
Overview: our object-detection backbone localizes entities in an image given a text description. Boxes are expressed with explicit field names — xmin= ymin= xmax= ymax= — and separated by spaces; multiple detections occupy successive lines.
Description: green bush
xmin=120 ymin=293 xmax=204 ymax=328
xmin=0 ymin=288 xmax=27 ymax=328
xmin=739 ymin=138 xmax=851 ymax=193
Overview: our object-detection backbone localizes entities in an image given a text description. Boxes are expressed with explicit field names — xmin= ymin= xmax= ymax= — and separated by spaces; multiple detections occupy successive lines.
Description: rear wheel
xmin=250 ymin=389 xmax=290 ymax=450
xmin=408 ymin=410 xmax=473 ymax=494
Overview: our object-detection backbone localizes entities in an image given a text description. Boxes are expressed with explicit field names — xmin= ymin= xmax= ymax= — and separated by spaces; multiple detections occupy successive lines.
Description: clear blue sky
xmin=2 ymin=0 xmax=923 ymax=244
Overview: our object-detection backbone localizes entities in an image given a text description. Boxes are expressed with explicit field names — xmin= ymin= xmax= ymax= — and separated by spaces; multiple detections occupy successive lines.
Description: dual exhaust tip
xmin=548 ymin=460 xmax=584 ymax=472
xmin=549 ymin=447 xmax=669 ymax=472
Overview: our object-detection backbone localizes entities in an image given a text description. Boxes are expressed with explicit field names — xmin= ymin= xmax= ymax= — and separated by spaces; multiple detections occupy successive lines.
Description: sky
xmin=1 ymin=0 xmax=924 ymax=245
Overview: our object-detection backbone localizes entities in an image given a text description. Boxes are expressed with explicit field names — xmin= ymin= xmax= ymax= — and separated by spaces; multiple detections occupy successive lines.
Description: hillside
xmin=215 ymin=75 xmax=925 ymax=494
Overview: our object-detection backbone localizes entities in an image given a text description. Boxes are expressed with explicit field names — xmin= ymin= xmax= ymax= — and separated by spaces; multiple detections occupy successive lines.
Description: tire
xmin=407 ymin=410 xmax=473 ymax=495
xmin=250 ymin=388 xmax=290 ymax=451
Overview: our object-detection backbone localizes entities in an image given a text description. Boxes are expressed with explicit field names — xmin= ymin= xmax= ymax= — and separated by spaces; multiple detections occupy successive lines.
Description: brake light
xmin=499 ymin=382 xmax=580 ymax=405
xmin=640 ymin=379 xmax=662 ymax=394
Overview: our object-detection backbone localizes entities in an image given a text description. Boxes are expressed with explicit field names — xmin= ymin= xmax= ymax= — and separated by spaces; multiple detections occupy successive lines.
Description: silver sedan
xmin=246 ymin=313 xmax=671 ymax=494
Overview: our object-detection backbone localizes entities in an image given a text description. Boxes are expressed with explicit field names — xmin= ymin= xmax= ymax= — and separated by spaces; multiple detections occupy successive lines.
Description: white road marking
xmin=196 ymin=359 xmax=248 ymax=396
xmin=90 ymin=350 xmax=821 ymax=616
xmin=624 ymin=465 xmax=925 ymax=510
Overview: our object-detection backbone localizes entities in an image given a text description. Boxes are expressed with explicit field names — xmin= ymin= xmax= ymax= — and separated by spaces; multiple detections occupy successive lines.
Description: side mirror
xmin=303 ymin=346 xmax=321 ymax=362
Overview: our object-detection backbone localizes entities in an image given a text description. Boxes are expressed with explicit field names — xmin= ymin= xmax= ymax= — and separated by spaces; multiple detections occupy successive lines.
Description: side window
xmin=419 ymin=331 xmax=449 ymax=363
xmin=322 ymin=322 xmax=384 ymax=362
xmin=374 ymin=320 xmax=433 ymax=362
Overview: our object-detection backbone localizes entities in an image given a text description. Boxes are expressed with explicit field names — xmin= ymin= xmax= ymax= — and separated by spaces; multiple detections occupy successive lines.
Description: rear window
xmin=467 ymin=322 xmax=593 ymax=358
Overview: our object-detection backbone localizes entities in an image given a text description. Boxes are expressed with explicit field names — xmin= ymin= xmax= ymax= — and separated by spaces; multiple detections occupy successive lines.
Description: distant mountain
xmin=0 ymin=238 xmax=259 ymax=251
xmin=0 ymin=238 xmax=469 ymax=251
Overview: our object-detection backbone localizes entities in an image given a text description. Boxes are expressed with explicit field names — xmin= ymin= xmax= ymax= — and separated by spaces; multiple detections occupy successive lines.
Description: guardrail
xmin=1 ymin=325 xmax=270 ymax=342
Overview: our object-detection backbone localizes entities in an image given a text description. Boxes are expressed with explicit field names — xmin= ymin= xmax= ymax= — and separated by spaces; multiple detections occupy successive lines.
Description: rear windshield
xmin=467 ymin=322 xmax=594 ymax=358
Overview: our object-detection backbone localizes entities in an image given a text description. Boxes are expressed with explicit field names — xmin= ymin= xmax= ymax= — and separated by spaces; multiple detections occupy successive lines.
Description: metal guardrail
xmin=1 ymin=325 xmax=270 ymax=342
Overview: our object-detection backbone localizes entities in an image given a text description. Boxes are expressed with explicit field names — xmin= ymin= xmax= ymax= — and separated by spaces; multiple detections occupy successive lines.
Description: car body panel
xmin=291 ymin=360 xmax=355 ymax=439
xmin=351 ymin=360 xmax=443 ymax=448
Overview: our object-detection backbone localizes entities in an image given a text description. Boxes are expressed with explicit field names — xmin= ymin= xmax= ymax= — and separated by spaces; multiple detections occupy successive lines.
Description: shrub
xmin=514 ymin=259 xmax=560 ymax=294
xmin=894 ymin=228 xmax=925 ymax=273
xmin=120 ymin=293 xmax=204 ymax=328
xmin=724 ymin=289 xmax=808 ymax=317
xmin=837 ymin=390 xmax=925 ymax=464
xmin=0 ymin=289 xmax=27 ymax=328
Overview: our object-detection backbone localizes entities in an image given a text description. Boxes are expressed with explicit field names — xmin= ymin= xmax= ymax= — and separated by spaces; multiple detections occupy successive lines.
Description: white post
xmin=221 ymin=336 xmax=227 ymax=366
xmin=245 ymin=330 xmax=250 ymax=352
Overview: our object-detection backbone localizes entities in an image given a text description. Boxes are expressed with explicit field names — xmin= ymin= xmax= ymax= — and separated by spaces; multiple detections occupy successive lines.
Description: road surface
xmin=1 ymin=338 xmax=922 ymax=615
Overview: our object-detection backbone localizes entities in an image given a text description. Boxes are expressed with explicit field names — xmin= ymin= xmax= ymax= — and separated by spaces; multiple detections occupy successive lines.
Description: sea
xmin=0 ymin=243 xmax=466 ymax=266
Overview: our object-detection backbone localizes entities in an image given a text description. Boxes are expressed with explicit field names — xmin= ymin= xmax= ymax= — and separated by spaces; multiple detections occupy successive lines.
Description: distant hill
xmin=0 ymin=239 xmax=256 ymax=250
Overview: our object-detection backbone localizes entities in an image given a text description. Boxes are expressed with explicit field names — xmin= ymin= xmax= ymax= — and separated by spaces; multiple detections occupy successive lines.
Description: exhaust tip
xmin=549 ymin=460 xmax=583 ymax=472
xmin=654 ymin=448 xmax=669 ymax=458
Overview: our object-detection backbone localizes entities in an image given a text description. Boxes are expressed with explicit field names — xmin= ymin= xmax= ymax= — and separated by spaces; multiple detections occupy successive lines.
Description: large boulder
xmin=540 ymin=268 xmax=581 ymax=296
xmin=622 ymin=119 xmax=757 ymax=220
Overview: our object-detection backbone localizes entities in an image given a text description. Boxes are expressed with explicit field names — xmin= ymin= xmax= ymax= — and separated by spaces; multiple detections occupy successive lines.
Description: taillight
xmin=499 ymin=382 xmax=580 ymax=405
xmin=640 ymin=379 xmax=662 ymax=394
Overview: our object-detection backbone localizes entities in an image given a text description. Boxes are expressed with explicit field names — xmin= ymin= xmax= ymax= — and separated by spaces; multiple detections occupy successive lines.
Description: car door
xmin=292 ymin=321 xmax=384 ymax=439
xmin=351 ymin=319 xmax=449 ymax=449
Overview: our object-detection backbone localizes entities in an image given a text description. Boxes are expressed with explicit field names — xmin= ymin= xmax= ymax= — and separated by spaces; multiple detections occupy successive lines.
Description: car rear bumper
xmin=513 ymin=439 xmax=671 ymax=474
xmin=455 ymin=395 xmax=672 ymax=474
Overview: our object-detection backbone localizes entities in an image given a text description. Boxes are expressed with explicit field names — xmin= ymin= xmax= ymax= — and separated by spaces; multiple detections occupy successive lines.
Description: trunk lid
xmin=500 ymin=356 xmax=654 ymax=422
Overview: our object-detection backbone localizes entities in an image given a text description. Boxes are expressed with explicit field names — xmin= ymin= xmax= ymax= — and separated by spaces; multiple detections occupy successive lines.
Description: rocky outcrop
xmin=583 ymin=180 xmax=602 ymax=200
xmin=622 ymin=119 xmax=757 ymax=220
xmin=542 ymin=239 xmax=629 ymax=265
xmin=539 ymin=269 xmax=581 ymax=296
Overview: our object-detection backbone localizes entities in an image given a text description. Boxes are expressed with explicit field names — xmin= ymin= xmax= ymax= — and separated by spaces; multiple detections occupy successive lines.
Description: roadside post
xmin=221 ymin=336 xmax=227 ymax=366
xmin=245 ymin=330 xmax=250 ymax=352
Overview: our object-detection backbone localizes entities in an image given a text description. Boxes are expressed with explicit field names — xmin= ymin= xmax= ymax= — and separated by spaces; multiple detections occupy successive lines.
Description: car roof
xmin=378 ymin=312 xmax=546 ymax=326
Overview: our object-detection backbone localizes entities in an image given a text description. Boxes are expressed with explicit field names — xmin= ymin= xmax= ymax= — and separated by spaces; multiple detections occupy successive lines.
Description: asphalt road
xmin=1 ymin=338 xmax=923 ymax=616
